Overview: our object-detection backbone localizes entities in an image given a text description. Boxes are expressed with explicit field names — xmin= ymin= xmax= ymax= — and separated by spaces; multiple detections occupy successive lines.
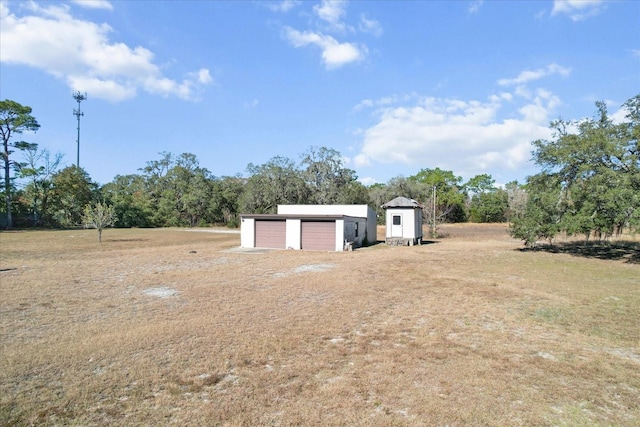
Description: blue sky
xmin=1 ymin=0 xmax=639 ymax=186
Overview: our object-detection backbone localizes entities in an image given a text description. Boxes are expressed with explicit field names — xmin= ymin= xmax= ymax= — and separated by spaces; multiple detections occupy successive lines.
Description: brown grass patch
xmin=1 ymin=225 xmax=638 ymax=426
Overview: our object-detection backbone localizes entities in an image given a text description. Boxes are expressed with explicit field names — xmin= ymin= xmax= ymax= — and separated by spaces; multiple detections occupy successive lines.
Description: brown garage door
xmin=255 ymin=220 xmax=286 ymax=249
xmin=301 ymin=221 xmax=336 ymax=251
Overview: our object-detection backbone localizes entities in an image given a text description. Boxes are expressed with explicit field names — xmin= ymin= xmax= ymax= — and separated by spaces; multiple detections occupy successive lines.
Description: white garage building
xmin=240 ymin=205 xmax=377 ymax=251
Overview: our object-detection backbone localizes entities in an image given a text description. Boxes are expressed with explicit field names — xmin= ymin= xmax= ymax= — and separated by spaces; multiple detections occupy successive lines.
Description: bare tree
xmin=83 ymin=202 xmax=117 ymax=242
xmin=20 ymin=146 xmax=63 ymax=226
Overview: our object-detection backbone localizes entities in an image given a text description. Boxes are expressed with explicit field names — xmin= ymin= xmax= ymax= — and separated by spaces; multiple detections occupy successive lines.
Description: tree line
xmin=509 ymin=95 xmax=639 ymax=246
xmin=2 ymin=95 xmax=638 ymax=244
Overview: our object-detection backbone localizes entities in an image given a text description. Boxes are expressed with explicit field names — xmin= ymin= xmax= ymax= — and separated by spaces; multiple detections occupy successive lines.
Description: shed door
xmin=391 ymin=213 xmax=403 ymax=237
xmin=255 ymin=220 xmax=286 ymax=249
xmin=301 ymin=221 xmax=336 ymax=251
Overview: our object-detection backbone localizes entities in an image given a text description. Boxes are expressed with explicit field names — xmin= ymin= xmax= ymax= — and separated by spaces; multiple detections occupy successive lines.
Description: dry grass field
xmin=1 ymin=224 xmax=638 ymax=426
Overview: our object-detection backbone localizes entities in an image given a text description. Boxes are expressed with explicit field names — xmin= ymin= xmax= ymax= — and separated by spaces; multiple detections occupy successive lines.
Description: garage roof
xmin=241 ymin=214 xmax=357 ymax=220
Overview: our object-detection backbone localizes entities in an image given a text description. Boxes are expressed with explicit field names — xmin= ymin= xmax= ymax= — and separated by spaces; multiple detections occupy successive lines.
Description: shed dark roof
xmin=381 ymin=196 xmax=423 ymax=209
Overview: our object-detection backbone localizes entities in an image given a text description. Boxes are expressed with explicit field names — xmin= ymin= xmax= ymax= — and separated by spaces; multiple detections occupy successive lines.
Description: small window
xmin=355 ymin=222 xmax=359 ymax=237
xmin=393 ymin=215 xmax=401 ymax=225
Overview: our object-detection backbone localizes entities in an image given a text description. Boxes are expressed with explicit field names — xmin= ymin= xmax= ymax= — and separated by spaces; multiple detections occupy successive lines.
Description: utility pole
xmin=72 ymin=91 xmax=87 ymax=167
xmin=431 ymin=185 xmax=437 ymax=238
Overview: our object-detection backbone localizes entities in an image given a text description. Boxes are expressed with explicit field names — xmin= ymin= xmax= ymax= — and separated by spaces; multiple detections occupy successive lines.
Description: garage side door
xmin=255 ymin=220 xmax=286 ymax=249
xmin=301 ymin=221 xmax=336 ymax=251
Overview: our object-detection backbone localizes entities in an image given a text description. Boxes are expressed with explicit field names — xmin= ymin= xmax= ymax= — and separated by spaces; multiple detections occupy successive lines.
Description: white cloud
xmin=354 ymin=97 xmax=553 ymax=176
xmin=0 ymin=2 xmax=212 ymax=102
xmin=353 ymin=67 xmax=568 ymax=178
xmin=359 ymin=14 xmax=383 ymax=37
xmin=244 ymin=98 xmax=260 ymax=109
xmin=143 ymin=75 xmax=204 ymax=100
xmin=551 ymin=0 xmax=605 ymax=21
xmin=285 ymin=27 xmax=366 ymax=69
xmin=606 ymin=99 xmax=634 ymax=125
xmin=193 ymin=68 xmax=213 ymax=85
xmin=468 ymin=1 xmax=484 ymax=14
xmin=275 ymin=1 xmax=381 ymax=70
xmin=266 ymin=0 xmax=300 ymax=13
xmin=353 ymin=93 xmax=418 ymax=111
xmin=610 ymin=107 xmax=627 ymax=124
xmin=354 ymin=153 xmax=372 ymax=168
xmin=67 ymin=74 xmax=136 ymax=101
xmin=70 ymin=0 xmax=113 ymax=11
xmin=498 ymin=63 xmax=571 ymax=86
xmin=354 ymin=99 xmax=374 ymax=111
xmin=358 ymin=176 xmax=377 ymax=186
xmin=313 ymin=0 xmax=348 ymax=32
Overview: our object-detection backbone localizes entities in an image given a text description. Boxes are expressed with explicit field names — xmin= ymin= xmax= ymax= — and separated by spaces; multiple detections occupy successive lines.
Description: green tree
xmin=140 ymin=152 xmax=173 ymax=225
xmin=468 ymin=189 xmax=509 ymax=223
xmin=157 ymin=153 xmax=215 ymax=227
xmin=240 ymin=156 xmax=309 ymax=213
xmin=534 ymin=97 xmax=639 ymax=239
xmin=464 ymin=173 xmax=495 ymax=196
xmin=464 ymin=174 xmax=508 ymax=223
xmin=367 ymin=182 xmax=393 ymax=224
xmin=0 ymin=100 xmax=40 ymax=228
xmin=51 ymin=166 xmax=98 ymax=227
xmin=101 ymin=174 xmax=154 ymax=227
xmin=300 ymin=146 xmax=358 ymax=204
xmin=83 ymin=202 xmax=117 ymax=242
xmin=510 ymin=94 xmax=639 ymax=245
xmin=411 ymin=168 xmax=466 ymax=236
xmin=509 ymin=173 xmax=562 ymax=247
xmin=104 ymin=153 xmax=221 ymax=228
xmin=386 ymin=175 xmax=425 ymax=201
xmin=334 ymin=180 xmax=371 ymax=205
xmin=211 ymin=175 xmax=245 ymax=227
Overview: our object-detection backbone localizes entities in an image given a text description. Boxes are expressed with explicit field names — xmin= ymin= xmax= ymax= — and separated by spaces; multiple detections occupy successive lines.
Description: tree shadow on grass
xmin=520 ymin=241 xmax=640 ymax=264
xmin=371 ymin=240 xmax=439 ymax=247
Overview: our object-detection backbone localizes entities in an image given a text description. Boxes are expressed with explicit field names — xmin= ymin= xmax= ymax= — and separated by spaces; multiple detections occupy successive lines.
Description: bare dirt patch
xmin=143 ymin=287 xmax=178 ymax=298
xmin=1 ymin=225 xmax=638 ymax=426
xmin=273 ymin=263 xmax=336 ymax=277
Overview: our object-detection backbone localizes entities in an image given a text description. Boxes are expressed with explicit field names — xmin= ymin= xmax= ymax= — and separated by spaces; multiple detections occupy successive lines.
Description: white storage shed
xmin=382 ymin=197 xmax=424 ymax=245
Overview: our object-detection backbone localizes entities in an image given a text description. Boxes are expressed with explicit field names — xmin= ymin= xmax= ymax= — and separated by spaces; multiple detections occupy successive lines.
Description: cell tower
xmin=72 ymin=91 xmax=87 ymax=167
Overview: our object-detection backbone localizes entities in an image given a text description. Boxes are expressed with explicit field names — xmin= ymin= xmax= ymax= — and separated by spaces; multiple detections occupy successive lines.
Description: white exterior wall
xmin=240 ymin=217 xmax=255 ymax=248
xmin=403 ymin=210 xmax=416 ymax=238
xmin=278 ymin=205 xmax=377 ymax=244
xmin=242 ymin=209 xmax=375 ymax=251
xmin=385 ymin=208 xmax=417 ymax=239
xmin=385 ymin=209 xmax=398 ymax=238
xmin=278 ymin=204 xmax=367 ymax=216
xmin=285 ymin=219 xmax=301 ymax=250
xmin=335 ymin=219 xmax=345 ymax=252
